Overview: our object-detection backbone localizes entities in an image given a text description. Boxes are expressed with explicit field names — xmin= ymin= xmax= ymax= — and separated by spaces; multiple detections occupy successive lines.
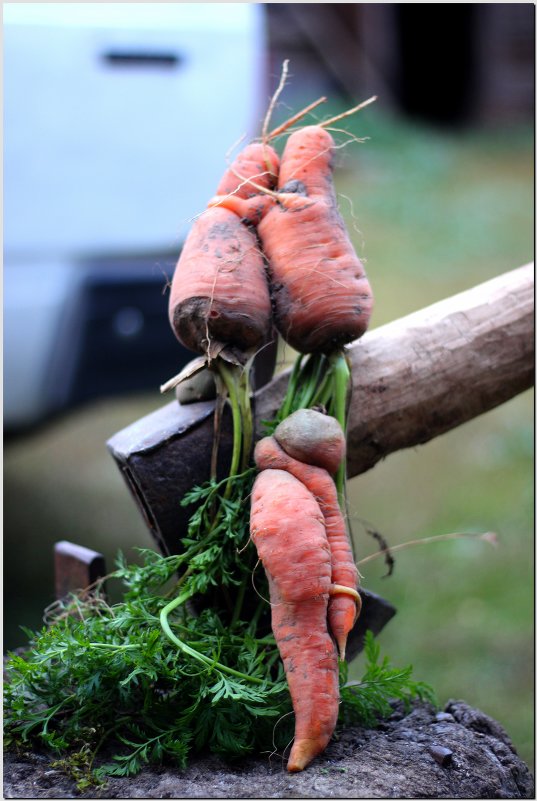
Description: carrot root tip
xmin=287 ymin=738 xmax=324 ymax=772
xmin=336 ymin=635 xmax=347 ymax=662
xmin=329 ymin=583 xmax=360 ymax=602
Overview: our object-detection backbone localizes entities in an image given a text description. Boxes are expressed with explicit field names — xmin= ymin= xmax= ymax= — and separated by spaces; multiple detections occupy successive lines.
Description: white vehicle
xmin=4 ymin=3 xmax=267 ymax=429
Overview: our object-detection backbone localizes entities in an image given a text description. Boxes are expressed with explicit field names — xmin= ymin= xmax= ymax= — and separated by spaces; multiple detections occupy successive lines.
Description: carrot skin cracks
xmin=257 ymin=125 xmax=374 ymax=354
xmin=249 ymin=469 xmax=339 ymax=772
xmin=168 ymin=143 xmax=279 ymax=356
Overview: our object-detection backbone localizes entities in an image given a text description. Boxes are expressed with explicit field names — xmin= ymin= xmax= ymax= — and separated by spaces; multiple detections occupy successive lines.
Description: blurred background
xmin=4 ymin=2 xmax=534 ymax=770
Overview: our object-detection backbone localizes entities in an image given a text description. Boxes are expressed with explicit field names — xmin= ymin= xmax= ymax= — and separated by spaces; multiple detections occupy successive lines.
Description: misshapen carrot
xmin=250 ymin=468 xmax=331 ymax=602
xmin=249 ymin=468 xmax=339 ymax=772
xmin=257 ymin=126 xmax=374 ymax=354
xmin=255 ymin=431 xmax=359 ymax=660
xmin=168 ymin=207 xmax=270 ymax=356
xmin=168 ymin=143 xmax=279 ymax=357
xmin=271 ymin=409 xmax=360 ymax=657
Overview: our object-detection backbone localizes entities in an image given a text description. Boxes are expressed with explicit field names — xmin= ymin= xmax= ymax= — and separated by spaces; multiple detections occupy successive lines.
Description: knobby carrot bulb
xmin=257 ymin=125 xmax=374 ymax=354
xmin=168 ymin=143 xmax=279 ymax=357
xmin=273 ymin=407 xmax=346 ymax=475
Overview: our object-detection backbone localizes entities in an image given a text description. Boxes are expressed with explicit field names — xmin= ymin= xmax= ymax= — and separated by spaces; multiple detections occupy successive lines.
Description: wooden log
xmin=255 ymin=263 xmax=534 ymax=477
xmin=107 ymin=264 xmax=534 ymax=553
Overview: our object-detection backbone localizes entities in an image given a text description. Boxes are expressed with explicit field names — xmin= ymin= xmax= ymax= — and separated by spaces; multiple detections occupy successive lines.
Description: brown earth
xmin=4 ymin=700 xmax=534 ymax=799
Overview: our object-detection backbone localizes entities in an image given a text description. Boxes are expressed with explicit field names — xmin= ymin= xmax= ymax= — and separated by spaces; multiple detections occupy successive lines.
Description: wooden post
xmin=54 ymin=540 xmax=106 ymax=601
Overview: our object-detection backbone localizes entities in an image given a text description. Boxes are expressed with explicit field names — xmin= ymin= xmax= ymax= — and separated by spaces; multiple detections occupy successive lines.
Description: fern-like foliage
xmin=4 ymin=463 xmax=434 ymax=789
xmin=339 ymin=631 xmax=436 ymax=728
xmin=4 ymin=547 xmax=434 ymax=790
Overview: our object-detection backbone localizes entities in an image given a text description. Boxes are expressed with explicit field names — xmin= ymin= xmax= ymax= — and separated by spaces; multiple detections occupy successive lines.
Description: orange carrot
xmin=257 ymin=125 xmax=374 ymax=354
xmin=249 ymin=468 xmax=339 ymax=772
xmin=254 ymin=432 xmax=359 ymax=660
xmin=168 ymin=143 xmax=279 ymax=357
xmin=213 ymin=143 xmax=279 ymax=225
xmin=272 ymin=409 xmax=359 ymax=657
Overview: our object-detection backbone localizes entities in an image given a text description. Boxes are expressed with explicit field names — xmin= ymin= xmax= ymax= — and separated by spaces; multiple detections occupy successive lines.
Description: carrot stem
xmin=297 ymin=354 xmax=327 ymax=410
xmin=237 ymin=366 xmax=254 ymax=471
xmin=230 ymin=578 xmax=247 ymax=628
xmin=248 ymin=599 xmax=267 ymax=635
xmin=215 ymin=361 xmax=243 ymax=497
xmin=279 ymin=354 xmax=305 ymax=421
xmin=320 ymin=95 xmax=377 ymax=129
xmin=310 ymin=370 xmax=333 ymax=409
xmin=330 ymin=350 xmax=351 ymax=508
xmin=211 ymin=372 xmax=227 ymax=482
xmin=160 ymin=593 xmax=264 ymax=684
xmin=284 ymin=353 xmax=322 ymax=415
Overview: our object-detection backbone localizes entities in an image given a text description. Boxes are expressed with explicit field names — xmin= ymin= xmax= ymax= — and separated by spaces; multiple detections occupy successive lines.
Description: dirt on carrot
xmin=168 ymin=143 xmax=280 ymax=359
xmin=257 ymin=125 xmax=374 ymax=354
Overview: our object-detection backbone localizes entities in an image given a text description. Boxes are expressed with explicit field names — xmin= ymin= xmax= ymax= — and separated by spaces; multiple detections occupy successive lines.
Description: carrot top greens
xmin=4 ymin=347 xmax=434 ymax=788
xmin=4 ymin=472 xmax=434 ymax=790
xmin=3 ymin=345 xmax=434 ymax=789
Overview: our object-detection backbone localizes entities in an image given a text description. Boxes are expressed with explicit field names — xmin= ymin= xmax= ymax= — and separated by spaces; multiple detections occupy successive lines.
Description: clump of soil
xmin=4 ymin=700 xmax=534 ymax=799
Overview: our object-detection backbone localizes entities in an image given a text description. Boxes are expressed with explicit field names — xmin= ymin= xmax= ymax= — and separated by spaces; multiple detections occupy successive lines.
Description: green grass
xmin=4 ymin=113 xmax=534 ymax=769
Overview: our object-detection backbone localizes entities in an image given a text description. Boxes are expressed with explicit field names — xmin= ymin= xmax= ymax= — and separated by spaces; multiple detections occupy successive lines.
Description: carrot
xmin=249 ymin=468 xmax=339 ymax=772
xmin=254 ymin=425 xmax=359 ymax=660
xmin=272 ymin=407 xmax=346 ymax=475
xmin=250 ymin=408 xmax=360 ymax=770
xmin=168 ymin=143 xmax=279 ymax=358
xmin=168 ymin=207 xmax=270 ymax=356
xmin=257 ymin=125 xmax=374 ymax=354
xmin=211 ymin=143 xmax=279 ymax=225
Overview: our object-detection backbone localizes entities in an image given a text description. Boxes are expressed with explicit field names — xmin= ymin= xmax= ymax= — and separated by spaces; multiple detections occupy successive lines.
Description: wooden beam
xmin=108 ymin=264 xmax=533 ymax=550
xmin=54 ymin=541 xmax=106 ymax=601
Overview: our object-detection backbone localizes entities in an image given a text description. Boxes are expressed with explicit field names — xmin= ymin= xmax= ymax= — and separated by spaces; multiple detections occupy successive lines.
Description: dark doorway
xmin=395 ymin=4 xmax=476 ymax=126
